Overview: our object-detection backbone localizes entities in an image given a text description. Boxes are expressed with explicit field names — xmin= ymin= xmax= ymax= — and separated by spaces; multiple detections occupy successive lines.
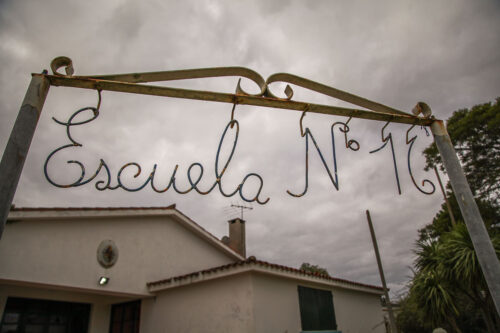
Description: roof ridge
xmin=147 ymin=256 xmax=383 ymax=291
xmin=10 ymin=204 xmax=176 ymax=211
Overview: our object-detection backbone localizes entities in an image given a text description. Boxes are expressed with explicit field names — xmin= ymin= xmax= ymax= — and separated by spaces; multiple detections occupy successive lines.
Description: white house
xmin=0 ymin=205 xmax=385 ymax=333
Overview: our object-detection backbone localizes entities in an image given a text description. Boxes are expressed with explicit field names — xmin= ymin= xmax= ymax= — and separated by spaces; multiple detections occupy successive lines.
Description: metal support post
xmin=431 ymin=120 xmax=500 ymax=315
xmin=0 ymin=74 xmax=50 ymax=238
xmin=366 ymin=210 xmax=398 ymax=333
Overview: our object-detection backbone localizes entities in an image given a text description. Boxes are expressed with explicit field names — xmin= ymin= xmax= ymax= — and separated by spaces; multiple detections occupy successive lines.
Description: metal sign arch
xmin=0 ymin=56 xmax=498 ymax=315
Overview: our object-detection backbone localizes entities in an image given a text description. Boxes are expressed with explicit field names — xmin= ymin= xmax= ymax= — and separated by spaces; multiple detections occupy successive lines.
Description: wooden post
xmin=366 ymin=210 xmax=398 ymax=333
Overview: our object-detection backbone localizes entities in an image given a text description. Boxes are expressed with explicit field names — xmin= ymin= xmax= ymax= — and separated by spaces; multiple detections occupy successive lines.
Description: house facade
xmin=0 ymin=206 xmax=385 ymax=332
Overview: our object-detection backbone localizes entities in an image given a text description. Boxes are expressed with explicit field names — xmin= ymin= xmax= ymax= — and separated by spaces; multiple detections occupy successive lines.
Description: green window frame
xmin=297 ymin=286 xmax=338 ymax=332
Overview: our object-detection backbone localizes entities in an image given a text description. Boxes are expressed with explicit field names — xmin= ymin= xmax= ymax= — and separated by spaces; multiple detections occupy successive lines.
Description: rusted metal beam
xmin=49 ymin=56 xmax=409 ymax=117
xmin=42 ymin=74 xmax=432 ymax=126
xmin=89 ymin=70 xmax=408 ymax=116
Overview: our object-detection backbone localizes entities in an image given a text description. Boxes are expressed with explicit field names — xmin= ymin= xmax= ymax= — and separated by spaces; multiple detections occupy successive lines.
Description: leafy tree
xmin=411 ymin=237 xmax=462 ymax=332
xmin=396 ymin=291 xmax=430 ymax=333
xmin=441 ymin=224 xmax=500 ymax=332
xmin=398 ymin=99 xmax=500 ymax=333
xmin=423 ymin=98 xmax=500 ymax=202
xmin=411 ymin=268 xmax=462 ymax=332
xmin=418 ymin=193 xmax=500 ymax=243
xmin=299 ymin=262 xmax=330 ymax=276
xmin=406 ymin=223 xmax=500 ymax=332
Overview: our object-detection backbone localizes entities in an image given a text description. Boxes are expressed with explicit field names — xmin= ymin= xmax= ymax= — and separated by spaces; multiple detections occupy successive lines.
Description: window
xmin=109 ymin=300 xmax=140 ymax=333
xmin=0 ymin=297 xmax=91 ymax=333
xmin=297 ymin=286 xmax=337 ymax=332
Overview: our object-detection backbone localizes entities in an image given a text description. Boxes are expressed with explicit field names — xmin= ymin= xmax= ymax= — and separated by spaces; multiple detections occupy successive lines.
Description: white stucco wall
xmin=251 ymin=273 xmax=385 ymax=333
xmin=0 ymin=283 xmax=136 ymax=333
xmin=251 ymin=273 xmax=302 ymax=333
xmin=331 ymin=283 xmax=386 ymax=333
xmin=145 ymin=270 xmax=384 ymax=333
xmin=0 ymin=214 xmax=236 ymax=296
xmin=141 ymin=273 xmax=255 ymax=333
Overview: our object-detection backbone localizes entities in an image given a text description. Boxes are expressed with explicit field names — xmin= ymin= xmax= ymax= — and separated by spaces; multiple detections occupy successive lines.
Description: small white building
xmin=0 ymin=206 xmax=385 ymax=333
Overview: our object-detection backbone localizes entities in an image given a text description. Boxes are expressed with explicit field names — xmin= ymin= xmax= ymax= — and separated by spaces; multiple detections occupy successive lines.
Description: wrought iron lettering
xmin=406 ymin=125 xmax=435 ymax=195
xmin=44 ymin=98 xmax=270 ymax=204
xmin=287 ymin=112 xmax=360 ymax=197
xmin=369 ymin=122 xmax=402 ymax=195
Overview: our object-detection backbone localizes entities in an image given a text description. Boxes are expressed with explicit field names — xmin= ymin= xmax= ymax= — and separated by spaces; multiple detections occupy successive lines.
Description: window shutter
xmin=298 ymin=286 xmax=337 ymax=331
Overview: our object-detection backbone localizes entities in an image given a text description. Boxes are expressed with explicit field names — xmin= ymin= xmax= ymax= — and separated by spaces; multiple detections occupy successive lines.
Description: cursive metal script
xmin=44 ymin=94 xmax=270 ymax=205
xmin=288 ymin=113 xmax=435 ymax=197
xmin=44 ymin=93 xmax=435 ymax=204
xmin=369 ymin=122 xmax=402 ymax=195
xmin=406 ymin=125 xmax=435 ymax=195
xmin=287 ymin=112 xmax=360 ymax=197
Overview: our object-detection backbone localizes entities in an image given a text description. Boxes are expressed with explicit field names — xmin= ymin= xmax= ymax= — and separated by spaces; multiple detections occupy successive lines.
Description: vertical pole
xmin=434 ymin=166 xmax=456 ymax=226
xmin=0 ymin=74 xmax=50 ymax=239
xmin=431 ymin=120 xmax=500 ymax=315
xmin=366 ymin=210 xmax=398 ymax=333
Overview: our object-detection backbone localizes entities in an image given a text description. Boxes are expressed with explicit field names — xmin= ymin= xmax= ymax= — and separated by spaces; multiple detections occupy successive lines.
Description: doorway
xmin=0 ymin=297 xmax=91 ymax=333
xmin=109 ymin=300 xmax=140 ymax=333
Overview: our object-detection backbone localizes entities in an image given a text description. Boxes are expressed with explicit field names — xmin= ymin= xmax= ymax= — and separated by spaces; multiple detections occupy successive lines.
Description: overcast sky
xmin=1 ymin=0 xmax=499 ymax=297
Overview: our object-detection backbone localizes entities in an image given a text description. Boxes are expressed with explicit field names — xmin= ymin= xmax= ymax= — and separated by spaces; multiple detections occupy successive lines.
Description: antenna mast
xmin=231 ymin=204 xmax=253 ymax=219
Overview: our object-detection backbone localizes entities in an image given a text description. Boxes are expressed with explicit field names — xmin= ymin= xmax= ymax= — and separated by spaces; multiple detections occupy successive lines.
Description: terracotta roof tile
xmin=10 ymin=204 xmax=176 ymax=212
xmin=147 ymin=256 xmax=383 ymax=291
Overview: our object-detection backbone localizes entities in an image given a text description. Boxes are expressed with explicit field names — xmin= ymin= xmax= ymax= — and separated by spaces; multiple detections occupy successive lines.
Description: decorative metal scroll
xmin=44 ymin=57 xmax=436 ymax=204
xmin=50 ymin=56 xmax=412 ymax=117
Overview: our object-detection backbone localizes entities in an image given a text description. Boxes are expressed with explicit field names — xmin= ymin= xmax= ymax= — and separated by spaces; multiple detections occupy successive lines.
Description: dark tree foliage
xmin=418 ymin=194 xmax=500 ymax=243
xmin=398 ymin=99 xmax=500 ymax=333
xmin=397 ymin=290 xmax=487 ymax=333
xmin=396 ymin=292 xmax=430 ymax=333
xmin=423 ymin=98 xmax=500 ymax=202
xmin=299 ymin=262 xmax=330 ymax=277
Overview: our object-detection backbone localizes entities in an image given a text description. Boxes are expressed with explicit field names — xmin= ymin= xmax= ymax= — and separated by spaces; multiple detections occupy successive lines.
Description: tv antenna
xmin=231 ymin=204 xmax=253 ymax=219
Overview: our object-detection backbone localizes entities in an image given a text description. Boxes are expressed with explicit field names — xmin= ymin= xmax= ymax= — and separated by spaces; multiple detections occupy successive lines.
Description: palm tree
xmin=411 ymin=239 xmax=463 ymax=332
xmin=440 ymin=223 xmax=500 ymax=332
xmin=411 ymin=223 xmax=500 ymax=332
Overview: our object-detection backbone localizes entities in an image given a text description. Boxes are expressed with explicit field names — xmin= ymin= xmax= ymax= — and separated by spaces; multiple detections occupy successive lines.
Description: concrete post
xmin=431 ymin=120 xmax=500 ymax=315
xmin=0 ymin=74 xmax=50 ymax=239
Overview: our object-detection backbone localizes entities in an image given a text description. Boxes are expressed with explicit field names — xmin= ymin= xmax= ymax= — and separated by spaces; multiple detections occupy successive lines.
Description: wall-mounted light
xmin=99 ymin=276 xmax=109 ymax=286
